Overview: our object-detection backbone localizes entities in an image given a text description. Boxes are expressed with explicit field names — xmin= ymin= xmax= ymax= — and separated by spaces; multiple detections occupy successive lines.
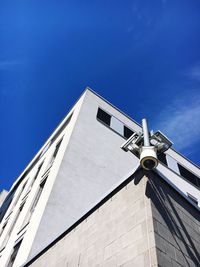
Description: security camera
xmin=140 ymin=146 xmax=158 ymax=170
xmin=121 ymin=118 xmax=172 ymax=171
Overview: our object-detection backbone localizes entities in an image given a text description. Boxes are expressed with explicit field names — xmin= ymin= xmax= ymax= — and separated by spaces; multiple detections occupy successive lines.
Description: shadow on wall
xmin=145 ymin=171 xmax=200 ymax=266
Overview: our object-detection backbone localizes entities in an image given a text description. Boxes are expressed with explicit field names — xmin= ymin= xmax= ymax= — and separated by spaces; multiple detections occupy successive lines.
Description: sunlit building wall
xmin=0 ymin=89 xmax=199 ymax=267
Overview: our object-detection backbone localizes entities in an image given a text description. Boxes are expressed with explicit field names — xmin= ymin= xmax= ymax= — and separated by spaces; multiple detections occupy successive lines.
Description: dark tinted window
xmin=7 ymin=240 xmax=22 ymax=267
xmin=52 ymin=140 xmax=62 ymax=159
xmin=158 ymin=153 xmax=167 ymax=166
xmin=97 ymin=108 xmax=136 ymax=140
xmin=20 ymin=177 xmax=48 ymax=230
xmin=97 ymin=108 xmax=111 ymax=126
xmin=178 ymin=164 xmax=199 ymax=187
xmin=0 ymin=221 xmax=8 ymax=238
xmin=30 ymin=162 xmax=44 ymax=188
xmin=0 ymin=193 xmax=15 ymax=223
xmin=31 ymin=178 xmax=47 ymax=213
xmin=124 ymin=126 xmax=134 ymax=139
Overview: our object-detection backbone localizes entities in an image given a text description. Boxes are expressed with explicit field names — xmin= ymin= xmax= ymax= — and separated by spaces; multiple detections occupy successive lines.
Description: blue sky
xmin=1 ymin=0 xmax=200 ymax=191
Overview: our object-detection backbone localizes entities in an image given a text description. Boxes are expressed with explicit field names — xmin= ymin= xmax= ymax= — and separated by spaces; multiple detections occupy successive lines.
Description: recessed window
xmin=12 ymin=181 xmax=27 ymax=208
xmin=187 ymin=193 xmax=198 ymax=205
xmin=178 ymin=164 xmax=200 ymax=188
xmin=0 ymin=221 xmax=8 ymax=239
xmin=44 ymin=138 xmax=63 ymax=172
xmin=31 ymin=179 xmax=47 ymax=212
xmin=49 ymin=139 xmax=63 ymax=167
xmin=29 ymin=162 xmax=44 ymax=189
xmin=7 ymin=240 xmax=22 ymax=267
xmin=0 ymin=203 xmax=25 ymax=251
xmin=40 ymin=142 xmax=51 ymax=158
xmin=1 ymin=181 xmax=28 ymax=224
xmin=158 ymin=153 xmax=167 ymax=166
xmin=97 ymin=108 xmax=135 ymax=140
xmin=52 ymin=139 xmax=62 ymax=160
xmin=0 ymin=194 xmax=14 ymax=224
xmin=124 ymin=126 xmax=134 ymax=139
xmin=20 ymin=177 xmax=48 ymax=230
xmin=97 ymin=108 xmax=111 ymax=126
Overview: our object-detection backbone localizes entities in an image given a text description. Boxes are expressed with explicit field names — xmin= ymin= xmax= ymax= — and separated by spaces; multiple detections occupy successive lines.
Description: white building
xmin=0 ymin=89 xmax=199 ymax=267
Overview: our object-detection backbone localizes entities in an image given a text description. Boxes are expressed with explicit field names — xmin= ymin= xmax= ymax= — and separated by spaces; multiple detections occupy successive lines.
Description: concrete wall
xmin=26 ymin=171 xmax=157 ymax=267
xmin=146 ymin=171 xmax=200 ymax=267
xmin=25 ymin=169 xmax=200 ymax=267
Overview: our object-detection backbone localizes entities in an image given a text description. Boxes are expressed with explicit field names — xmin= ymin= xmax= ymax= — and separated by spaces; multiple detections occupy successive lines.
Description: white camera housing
xmin=140 ymin=146 xmax=158 ymax=170
xmin=121 ymin=119 xmax=172 ymax=171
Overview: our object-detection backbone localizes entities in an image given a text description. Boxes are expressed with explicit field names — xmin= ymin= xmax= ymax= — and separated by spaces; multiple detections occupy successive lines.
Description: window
xmin=0 ymin=221 xmax=8 ymax=239
xmin=31 ymin=179 xmax=47 ymax=212
xmin=187 ymin=193 xmax=198 ymax=205
xmin=124 ymin=126 xmax=134 ymax=139
xmin=0 ymin=203 xmax=25 ymax=251
xmin=40 ymin=142 xmax=51 ymax=158
xmin=44 ymin=138 xmax=63 ymax=173
xmin=7 ymin=240 xmax=22 ymax=267
xmin=158 ymin=153 xmax=168 ymax=166
xmin=0 ymin=180 xmax=27 ymax=225
xmin=52 ymin=139 xmax=62 ymax=160
xmin=97 ymin=108 xmax=111 ymax=126
xmin=48 ymin=139 xmax=63 ymax=168
xmin=29 ymin=162 xmax=44 ymax=189
xmin=0 ymin=194 xmax=14 ymax=223
xmin=12 ymin=203 xmax=25 ymax=228
xmin=97 ymin=108 xmax=135 ymax=139
xmin=9 ymin=181 xmax=27 ymax=214
xmin=178 ymin=164 xmax=200 ymax=188
xmin=20 ymin=178 xmax=47 ymax=230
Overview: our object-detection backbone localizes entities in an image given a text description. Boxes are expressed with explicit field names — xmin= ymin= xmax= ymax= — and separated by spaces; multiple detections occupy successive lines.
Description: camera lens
xmin=143 ymin=159 xmax=156 ymax=170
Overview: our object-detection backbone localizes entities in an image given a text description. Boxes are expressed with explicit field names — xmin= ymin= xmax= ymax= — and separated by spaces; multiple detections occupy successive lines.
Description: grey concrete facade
xmin=25 ymin=170 xmax=200 ymax=267
xmin=147 ymin=172 xmax=200 ymax=267
xmin=26 ymin=171 xmax=157 ymax=267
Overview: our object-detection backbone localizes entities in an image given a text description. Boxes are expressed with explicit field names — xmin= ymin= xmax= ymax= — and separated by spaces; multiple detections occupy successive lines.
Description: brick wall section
xmin=146 ymin=171 xmax=200 ymax=267
xmin=27 ymin=172 xmax=157 ymax=267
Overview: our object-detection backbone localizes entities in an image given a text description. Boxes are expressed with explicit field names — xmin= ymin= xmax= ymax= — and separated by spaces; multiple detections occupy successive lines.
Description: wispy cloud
xmin=187 ymin=63 xmax=200 ymax=81
xmin=154 ymin=93 xmax=200 ymax=153
xmin=0 ymin=60 xmax=21 ymax=70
